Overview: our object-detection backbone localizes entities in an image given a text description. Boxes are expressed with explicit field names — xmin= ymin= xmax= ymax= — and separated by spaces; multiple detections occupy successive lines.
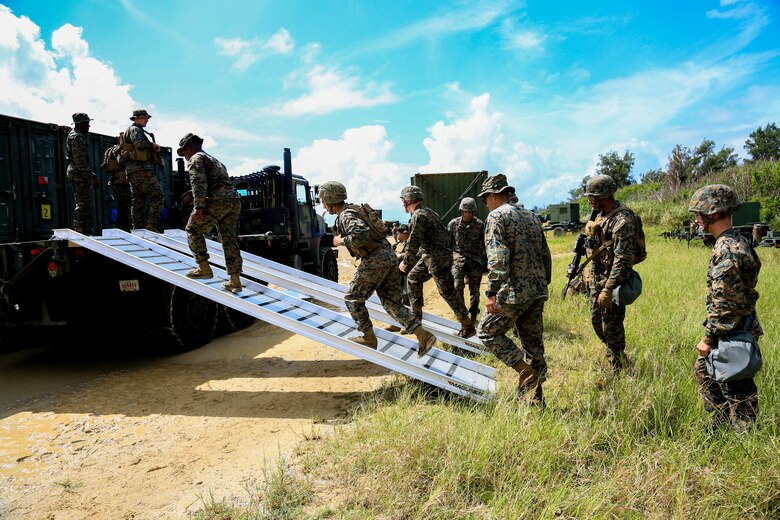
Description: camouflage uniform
xmin=123 ymin=118 xmax=164 ymax=229
xmin=184 ymin=150 xmax=243 ymax=276
xmin=689 ymin=185 xmax=762 ymax=429
xmin=477 ymin=202 xmax=551 ymax=377
xmin=337 ymin=206 xmax=422 ymax=336
xmin=392 ymin=227 xmax=410 ymax=306
xmin=66 ymin=122 xmax=93 ymax=231
xmin=404 ymin=205 xmax=470 ymax=322
xmin=585 ymin=201 xmax=639 ymax=365
xmin=448 ymin=215 xmax=486 ymax=320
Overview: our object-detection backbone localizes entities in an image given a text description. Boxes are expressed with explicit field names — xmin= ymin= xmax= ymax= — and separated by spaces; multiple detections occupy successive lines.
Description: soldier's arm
xmin=541 ymin=229 xmax=552 ymax=285
xmin=704 ymin=251 xmax=749 ymax=340
xmin=128 ymin=126 xmax=152 ymax=150
xmin=340 ymin=209 xmax=373 ymax=250
xmin=604 ymin=213 xmax=637 ymax=291
xmin=188 ymin=154 xmax=209 ymax=208
xmin=403 ymin=212 xmax=424 ymax=265
xmin=485 ymin=215 xmax=509 ymax=294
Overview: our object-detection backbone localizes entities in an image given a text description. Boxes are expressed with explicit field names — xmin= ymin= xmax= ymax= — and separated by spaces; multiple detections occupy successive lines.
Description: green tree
xmin=692 ymin=139 xmax=738 ymax=178
xmin=641 ymin=168 xmax=666 ymax=184
xmin=667 ymin=144 xmax=694 ymax=186
xmin=595 ymin=150 xmax=634 ymax=187
xmin=745 ymin=122 xmax=780 ymax=161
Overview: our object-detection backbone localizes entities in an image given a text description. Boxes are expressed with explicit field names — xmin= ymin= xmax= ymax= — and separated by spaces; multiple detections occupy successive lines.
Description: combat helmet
xmin=584 ymin=175 xmax=617 ymax=198
xmin=459 ymin=197 xmax=477 ymax=212
xmin=318 ymin=181 xmax=347 ymax=204
xmin=400 ymin=185 xmax=424 ymax=202
xmin=688 ymin=184 xmax=741 ymax=216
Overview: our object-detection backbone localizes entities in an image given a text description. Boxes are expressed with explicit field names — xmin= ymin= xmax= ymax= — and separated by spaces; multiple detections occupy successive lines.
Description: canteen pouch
xmin=705 ymin=331 xmax=762 ymax=382
xmin=612 ymin=269 xmax=642 ymax=306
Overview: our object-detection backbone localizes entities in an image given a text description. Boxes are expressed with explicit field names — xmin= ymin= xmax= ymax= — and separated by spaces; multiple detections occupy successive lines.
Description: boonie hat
xmin=130 ymin=109 xmax=152 ymax=120
xmin=176 ymin=132 xmax=204 ymax=156
xmin=72 ymin=112 xmax=92 ymax=124
xmin=478 ymin=174 xmax=515 ymax=198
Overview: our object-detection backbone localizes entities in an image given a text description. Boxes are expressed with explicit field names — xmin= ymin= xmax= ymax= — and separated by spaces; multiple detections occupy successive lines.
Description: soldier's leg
xmin=589 ymin=288 xmax=608 ymax=345
xmin=602 ymin=303 xmax=627 ymax=368
xmin=477 ymin=305 xmax=523 ymax=367
xmin=465 ymin=262 xmax=483 ymax=321
xmin=694 ymin=357 xmax=729 ymax=428
xmin=345 ymin=256 xmax=383 ymax=335
xmin=406 ymin=260 xmax=432 ymax=321
xmin=112 ymin=173 xmax=132 ymax=231
xmin=216 ymin=200 xmax=243 ymax=275
xmin=71 ymin=174 xmax=93 ymax=232
xmin=127 ymin=171 xmax=147 ymax=229
xmin=512 ymin=298 xmax=547 ymax=380
xmin=145 ymin=170 xmax=165 ymax=230
xmin=376 ymin=259 xmax=420 ymax=333
xmin=452 ymin=263 xmax=466 ymax=309
xmin=430 ymin=262 xmax=469 ymax=321
xmin=185 ymin=208 xmax=220 ymax=264
xmin=723 ymin=378 xmax=759 ymax=432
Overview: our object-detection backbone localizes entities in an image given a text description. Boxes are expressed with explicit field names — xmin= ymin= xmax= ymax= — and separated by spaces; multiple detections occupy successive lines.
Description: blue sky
xmin=1 ymin=0 xmax=779 ymax=222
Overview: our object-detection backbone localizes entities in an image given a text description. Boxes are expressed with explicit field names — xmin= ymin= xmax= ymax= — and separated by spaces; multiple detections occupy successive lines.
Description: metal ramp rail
xmin=148 ymin=229 xmax=487 ymax=355
xmin=53 ymin=229 xmax=495 ymax=401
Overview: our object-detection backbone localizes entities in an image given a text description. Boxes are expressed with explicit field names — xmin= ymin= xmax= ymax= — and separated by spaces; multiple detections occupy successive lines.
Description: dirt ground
xmin=0 ymin=247 xmax=461 ymax=519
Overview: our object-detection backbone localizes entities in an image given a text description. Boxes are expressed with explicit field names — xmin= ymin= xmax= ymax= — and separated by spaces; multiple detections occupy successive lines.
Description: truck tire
xmin=553 ymin=226 xmax=566 ymax=237
xmin=215 ymin=304 xmax=256 ymax=334
xmin=318 ymin=247 xmax=339 ymax=282
xmin=165 ymin=285 xmax=218 ymax=352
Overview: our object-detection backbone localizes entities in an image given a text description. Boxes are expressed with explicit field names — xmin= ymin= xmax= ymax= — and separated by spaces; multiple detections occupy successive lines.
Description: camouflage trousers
xmin=346 ymin=248 xmax=420 ymax=335
xmin=109 ymin=171 xmax=132 ymax=231
xmin=477 ymin=297 xmax=547 ymax=377
xmin=407 ymin=255 xmax=469 ymax=322
xmin=127 ymin=168 xmax=164 ymax=229
xmin=694 ymin=356 xmax=758 ymax=428
xmin=452 ymin=259 xmax=483 ymax=317
xmin=67 ymin=169 xmax=93 ymax=231
xmin=186 ymin=199 xmax=243 ymax=275
xmin=589 ymin=284 xmax=626 ymax=355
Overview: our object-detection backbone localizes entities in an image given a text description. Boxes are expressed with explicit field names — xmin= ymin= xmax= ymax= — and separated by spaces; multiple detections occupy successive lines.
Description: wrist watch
xmin=484 ymin=290 xmax=496 ymax=298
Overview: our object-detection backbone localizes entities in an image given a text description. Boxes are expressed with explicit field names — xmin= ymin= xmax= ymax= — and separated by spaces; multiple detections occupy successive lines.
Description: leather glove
xmin=597 ymin=289 xmax=613 ymax=309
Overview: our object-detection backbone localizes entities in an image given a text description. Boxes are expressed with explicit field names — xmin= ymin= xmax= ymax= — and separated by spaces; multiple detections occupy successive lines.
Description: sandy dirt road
xmin=0 ymin=248 xmax=461 ymax=519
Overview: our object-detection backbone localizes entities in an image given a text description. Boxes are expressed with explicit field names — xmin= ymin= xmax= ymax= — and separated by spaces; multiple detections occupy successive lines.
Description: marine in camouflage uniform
xmin=319 ymin=182 xmax=436 ymax=355
xmin=584 ymin=175 xmax=639 ymax=370
xmin=66 ymin=112 xmax=97 ymax=233
xmin=392 ymin=224 xmax=411 ymax=306
xmin=689 ymin=184 xmax=762 ymax=431
xmin=399 ymin=185 xmax=475 ymax=338
xmin=177 ymin=133 xmax=244 ymax=293
xmin=476 ymin=174 xmax=551 ymax=403
xmin=123 ymin=109 xmax=164 ymax=231
xmin=448 ymin=197 xmax=486 ymax=323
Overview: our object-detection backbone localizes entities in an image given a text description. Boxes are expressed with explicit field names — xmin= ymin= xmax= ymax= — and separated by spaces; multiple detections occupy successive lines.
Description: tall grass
xmin=294 ymin=230 xmax=780 ymax=519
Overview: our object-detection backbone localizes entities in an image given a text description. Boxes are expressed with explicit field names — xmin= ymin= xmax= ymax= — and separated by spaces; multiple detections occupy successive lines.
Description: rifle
xmin=561 ymin=232 xmax=587 ymax=299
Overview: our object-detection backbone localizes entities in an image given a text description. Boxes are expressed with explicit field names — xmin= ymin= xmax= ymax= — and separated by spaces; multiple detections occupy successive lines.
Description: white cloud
xmin=279 ymin=65 xmax=398 ymax=116
xmin=293 ymin=125 xmax=412 ymax=214
xmin=214 ymin=28 xmax=294 ymax=71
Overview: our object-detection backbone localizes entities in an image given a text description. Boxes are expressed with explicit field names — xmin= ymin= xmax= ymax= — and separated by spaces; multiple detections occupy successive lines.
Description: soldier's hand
xmin=399 ymin=261 xmax=408 ymax=273
xmin=193 ymin=208 xmax=205 ymax=224
xmin=695 ymin=340 xmax=712 ymax=357
xmin=333 ymin=235 xmax=343 ymax=247
xmin=597 ymin=289 xmax=613 ymax=308
xmin=486 ymin=295 xmax=498 ymax=314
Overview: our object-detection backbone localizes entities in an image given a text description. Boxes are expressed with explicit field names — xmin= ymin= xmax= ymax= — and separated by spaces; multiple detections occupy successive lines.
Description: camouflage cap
xmin=318 ymin=181 xmax=348 ymax=204
xmin=584 ymin=175 xmax=617 ymax=198
xmin=459 ymin=197 xmax=477 ymax=212
xmin=688 ymin=184 xmax=742 ymax=216
xmin=71 ymin=112 xmax=92 ymax=124
xmin=478 ymin=174 xmax=515 ymax=198
xmin=176 ymin=133 xmax=204 ymax=156
xmin=130 ymin=109 xmax=152 ymax=120
xmin=400 ymin=185 xmax=424 ymax=202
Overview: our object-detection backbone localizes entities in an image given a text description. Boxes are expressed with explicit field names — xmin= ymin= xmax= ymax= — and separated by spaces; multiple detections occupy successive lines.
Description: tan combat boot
xmin=222 ymin=273 xmax=243 ymax=294
xmin=186 ymin=260 xmax=213 ymax=279
xmin=353 ymin=329 xmax=378 ymax=349
xmin=414 ymin=327 xmax=437 ymax=358
xmin=512 ymin=359 xmax=540 ymax=399
xmin=457 ymin=317 xmax=476 ymax=338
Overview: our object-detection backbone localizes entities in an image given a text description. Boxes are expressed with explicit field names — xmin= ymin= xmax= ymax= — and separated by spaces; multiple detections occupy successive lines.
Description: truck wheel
xmin=165 ymin=286 xmax=217 ymax=352
xmin=318 ymin=247 xmax=338 ymax=282
xmin=215 ymin=304 xmax=256 ymax=334
xmin=553 ymin=226 xmax=566 ymax=237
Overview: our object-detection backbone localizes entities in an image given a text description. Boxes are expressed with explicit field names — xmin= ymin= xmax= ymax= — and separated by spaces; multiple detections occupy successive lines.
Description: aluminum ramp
xmin=149 ymin=228 xmax=487 ymax=355
xmin=53 ymin=229 xmax=495 ymax=401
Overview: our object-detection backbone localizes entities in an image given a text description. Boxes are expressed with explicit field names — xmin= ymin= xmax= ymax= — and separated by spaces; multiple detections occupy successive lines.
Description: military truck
xmin=0 ymin=113 xmax=336 ymax=351
xmin=543 ymin=203 xmax=584 ymax=236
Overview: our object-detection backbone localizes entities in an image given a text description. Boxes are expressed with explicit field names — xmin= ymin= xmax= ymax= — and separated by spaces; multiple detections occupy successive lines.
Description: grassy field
xmin=196 ymin=229 xmax=780 ymax=519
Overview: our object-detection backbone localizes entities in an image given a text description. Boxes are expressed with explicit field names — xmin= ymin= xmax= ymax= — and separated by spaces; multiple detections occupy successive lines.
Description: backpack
xmin=101 ymin=141 xmax=124 ymax=172
xmin=354 ymin=203 xmax=388 ymax=241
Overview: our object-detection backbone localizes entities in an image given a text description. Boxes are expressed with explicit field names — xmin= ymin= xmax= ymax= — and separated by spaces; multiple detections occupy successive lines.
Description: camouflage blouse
xmin=66 ymin=129 xmax=89 ymax=174
xmin=484 ymin=202 xmax=551 ymax=305
xmin=187 ymin=151 xmax=240 ymax=209
xmin=704 ymin=227 xmax=763 ymax=343
xmin=448 ymin=216 xmax=486 ymax=267
xmin=403 ymin=205 xmax=452 ymax=266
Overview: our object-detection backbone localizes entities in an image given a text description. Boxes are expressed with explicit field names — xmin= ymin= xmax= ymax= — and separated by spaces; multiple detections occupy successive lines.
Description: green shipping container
xmin=411 ymin=171 xmax=489 ymax=223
